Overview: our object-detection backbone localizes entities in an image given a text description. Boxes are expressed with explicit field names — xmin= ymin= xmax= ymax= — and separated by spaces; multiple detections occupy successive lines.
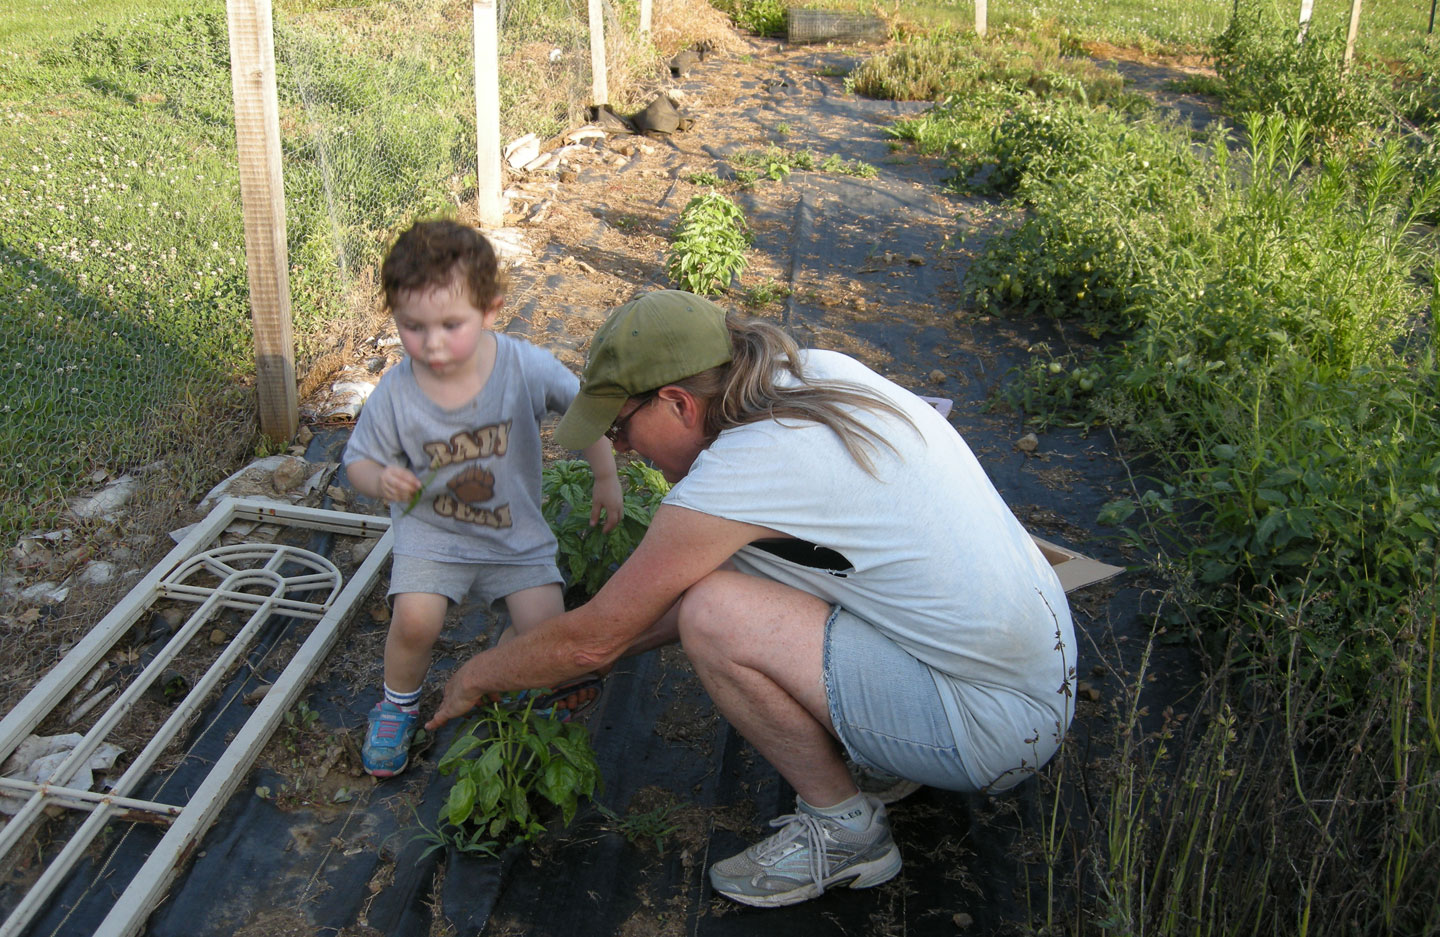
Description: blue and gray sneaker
xmin=362 ymin=700 xmax=419 ymax=778
xmin=709 ymin=798 xmax=901 ymax=907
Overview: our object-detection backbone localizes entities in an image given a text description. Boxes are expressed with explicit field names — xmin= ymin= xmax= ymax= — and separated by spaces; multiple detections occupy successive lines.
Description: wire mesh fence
xmin=0 ymin=0 xmax=670 ymax=629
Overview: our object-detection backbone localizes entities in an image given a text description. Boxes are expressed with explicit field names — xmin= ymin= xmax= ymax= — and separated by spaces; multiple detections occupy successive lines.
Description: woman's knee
xmin=674 ymin=572 xmax=743 ymax=648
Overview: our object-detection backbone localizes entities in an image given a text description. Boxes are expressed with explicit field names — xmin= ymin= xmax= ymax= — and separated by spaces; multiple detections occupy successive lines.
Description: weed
xmin=730 ymin=146 xmax=815 ymax=182
xmin=665 ymin=189 xmax=750 ymax=296
xmin=818 ymin=153 xmax=878 ymax=178
xmin=742 ymin=278 xmax=791 ymax=307
xmin=774 ymin=122 xmax=791 ymax=135
xmin=596 ymin=800 xmax=682 ymax=855
xmin=686 ymin=170 xmax=720 ymax=186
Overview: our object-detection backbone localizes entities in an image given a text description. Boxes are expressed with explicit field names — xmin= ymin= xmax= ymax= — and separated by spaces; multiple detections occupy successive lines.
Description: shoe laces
xmin=372 ymin=707 xmax=412 ymax=741
xmin=757 ymin=811 xmax=833 ymax=894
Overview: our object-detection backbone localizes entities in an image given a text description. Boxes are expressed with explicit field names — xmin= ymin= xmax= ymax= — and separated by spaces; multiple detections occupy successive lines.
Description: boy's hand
xmin=590 ymin=472 xmax=623 ymax=533
xmin=378 ymin=465 xmax=423 ymax=504
xmin=579 ymin=438 xmax=623 ymax=533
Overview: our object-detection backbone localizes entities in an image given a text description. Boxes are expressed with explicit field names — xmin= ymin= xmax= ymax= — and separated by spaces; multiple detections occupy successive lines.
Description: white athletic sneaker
xmin=708 ymin=799 xmax=902 ymax=907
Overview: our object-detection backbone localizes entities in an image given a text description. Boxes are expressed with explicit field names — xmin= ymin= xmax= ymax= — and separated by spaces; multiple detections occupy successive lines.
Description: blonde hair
xmin=671 ymin=315 xmax=918 ymax=474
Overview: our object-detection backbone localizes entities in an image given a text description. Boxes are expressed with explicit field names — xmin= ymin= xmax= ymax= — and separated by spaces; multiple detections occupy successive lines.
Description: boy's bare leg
xmin=384 ymin=592 xmax=448 ymax=694
xmin=499 ymin=584 xmax=598 ymax=712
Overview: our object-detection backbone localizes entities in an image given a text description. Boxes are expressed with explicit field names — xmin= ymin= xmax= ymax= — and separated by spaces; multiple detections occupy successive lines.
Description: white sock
xmin=383 ymin=683 xmax=422 ymax=711
xmin=798 ymin=791 xmax=875 ymax=832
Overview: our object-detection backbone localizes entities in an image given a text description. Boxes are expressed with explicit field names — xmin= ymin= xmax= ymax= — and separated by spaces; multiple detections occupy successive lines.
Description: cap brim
xmin=553 ymin=391 xmax=626 ymax=450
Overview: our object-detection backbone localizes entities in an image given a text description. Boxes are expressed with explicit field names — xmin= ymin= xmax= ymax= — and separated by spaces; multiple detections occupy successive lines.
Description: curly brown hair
xmin=380 ymin=219 xmax=508 ymax=312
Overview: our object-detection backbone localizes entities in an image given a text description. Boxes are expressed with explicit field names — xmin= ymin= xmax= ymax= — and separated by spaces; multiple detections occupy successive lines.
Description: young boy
xmin=343 ymin=219 xmax=622 ymax=777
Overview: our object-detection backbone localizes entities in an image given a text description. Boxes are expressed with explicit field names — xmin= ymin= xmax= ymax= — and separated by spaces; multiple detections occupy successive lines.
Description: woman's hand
xmin=425 ymin=659 xmax=489 ymax=731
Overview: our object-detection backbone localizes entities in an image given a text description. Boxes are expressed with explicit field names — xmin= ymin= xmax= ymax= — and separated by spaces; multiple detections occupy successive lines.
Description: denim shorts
xmin=823 ymin=606 xmax=975 ymax=792
xmin=387 ymin=554 xmax=563 ymax=607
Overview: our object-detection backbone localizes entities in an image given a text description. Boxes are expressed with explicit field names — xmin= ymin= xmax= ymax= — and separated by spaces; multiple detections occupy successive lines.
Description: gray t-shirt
xmin=663 ymin=350 xmax=1077 ymax=791
xmin=343 ymin=334 xmax=579 ymax=566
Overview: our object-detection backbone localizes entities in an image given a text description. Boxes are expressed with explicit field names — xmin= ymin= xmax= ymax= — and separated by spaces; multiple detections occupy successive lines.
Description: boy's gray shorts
xmin=387 ymin=554 xmax=563 ymax=607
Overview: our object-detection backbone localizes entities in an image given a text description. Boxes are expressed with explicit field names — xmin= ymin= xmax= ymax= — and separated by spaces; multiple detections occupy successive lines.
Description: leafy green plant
xmin=665 ymin=189 xmax=750 ymax=296
xmin=712 ymin=0 xmax=786 ymax=38
xmin=596 ymin=800 xmax=682 ymax=855
xmin=731 ymin=145 xmax=816 ymax=182
xmin=742 ymin=278 xmax=791 ymax=307
xmin=686 ymin=170 xmax=721 ymax=186
xmin=819 ymin=153 xmax=878 ymax=178
xmin=421 ymin=699 xmax=602 ymax=858
xmin=542 ymin=459 xmax=670 ymax=597
xmin=1209 ymin=0 xmax=1390 ymax=151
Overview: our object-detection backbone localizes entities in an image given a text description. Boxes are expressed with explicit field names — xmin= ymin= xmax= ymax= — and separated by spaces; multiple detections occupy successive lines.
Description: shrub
xmin=1209 ymin=0 xmax=1390 ymax=149
xmin=665 ymin=189 xmax=750 ymax=295
xmin=542 ymin=459 xmax=669 ymax=598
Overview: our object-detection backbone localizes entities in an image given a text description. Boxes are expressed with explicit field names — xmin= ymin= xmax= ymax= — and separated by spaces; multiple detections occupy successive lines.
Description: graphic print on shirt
xmin=424 ymin=420 xmax=512 ymax=529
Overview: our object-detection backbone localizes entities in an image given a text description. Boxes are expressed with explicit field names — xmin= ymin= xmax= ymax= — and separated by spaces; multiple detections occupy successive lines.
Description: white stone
xmin=68 ymin=475 xmax=140 ymax=521
xmin=504 ymin=133 xmax=541 ymax=170
xmin=20 ymin=580 xmax=70 ymax=604
xmin=77 ymin=561 xmax=117 ymax=587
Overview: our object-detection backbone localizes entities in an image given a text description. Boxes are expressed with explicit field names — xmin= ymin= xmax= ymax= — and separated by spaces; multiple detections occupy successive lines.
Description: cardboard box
xmin=1031 ymin=535 xmax=1125 ymax=593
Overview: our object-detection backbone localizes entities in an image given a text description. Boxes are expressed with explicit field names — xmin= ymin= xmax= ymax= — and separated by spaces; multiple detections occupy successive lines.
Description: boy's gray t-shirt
xmin=342 ymin=334 xmax=579 ymax=566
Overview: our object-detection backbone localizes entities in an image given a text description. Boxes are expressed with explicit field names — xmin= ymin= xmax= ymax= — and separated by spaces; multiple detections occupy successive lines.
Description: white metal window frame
xmin=0 ymin=498 xmax=392 ymax=937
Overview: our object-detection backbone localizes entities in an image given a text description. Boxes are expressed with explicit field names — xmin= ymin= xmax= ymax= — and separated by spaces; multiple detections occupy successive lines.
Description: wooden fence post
xmin=226 ymin=0 xmax=297 ymax=444
xmin=1344 ymin=0 xmax=1363 ymax=68
xmin=975 ymin=0 xmax=987 ymax=38
xmin=588 ymin=0 xmax=608 ymax=106
xmin=473 ymin=0 xmax=504 ymax=229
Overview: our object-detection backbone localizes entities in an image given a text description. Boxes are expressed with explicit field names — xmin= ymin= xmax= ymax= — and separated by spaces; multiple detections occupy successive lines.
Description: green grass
xmin=795 ymin=0 xmax=1435 ymax=62
xmin=0 ymin=0 xmax=481 ymax=534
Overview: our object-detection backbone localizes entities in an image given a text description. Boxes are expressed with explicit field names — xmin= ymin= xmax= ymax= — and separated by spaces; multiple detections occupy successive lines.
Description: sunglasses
xmin=604 ymin=394 xmax=656 ymax=444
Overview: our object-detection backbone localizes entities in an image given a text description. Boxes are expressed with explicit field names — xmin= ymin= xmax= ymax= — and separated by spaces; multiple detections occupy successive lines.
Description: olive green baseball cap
xmin=554 ymin=290 xmax=733 ymax=449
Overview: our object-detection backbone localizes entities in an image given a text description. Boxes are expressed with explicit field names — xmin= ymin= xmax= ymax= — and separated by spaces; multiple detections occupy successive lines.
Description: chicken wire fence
xmin=0 ymin=0 xmax=646 ymax=598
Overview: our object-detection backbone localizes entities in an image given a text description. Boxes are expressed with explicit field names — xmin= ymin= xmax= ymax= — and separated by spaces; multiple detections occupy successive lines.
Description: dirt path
xmin=39 ymin=35 xmax=1206 ymax=937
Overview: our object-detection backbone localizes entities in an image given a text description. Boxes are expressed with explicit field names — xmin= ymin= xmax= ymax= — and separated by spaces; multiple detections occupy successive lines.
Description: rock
xmin=565 ymin=127 xmax=607 ymax=145
xmin=928 ymin=369 xmax=946 ymax=384
xmin=169 ymin=522 xmax=200 ymax=545
xmin=503 ymin=133 xmax=540 ymax=170
xmin=20 ymin=581 xmax=70 ymax=604
xmin=1016 ymin=433 xmax=1039 ymax=453
xmin=669 ymin=49 xmax=700 ymax=77
xmin=365 ymin=356 xmax=387 ymax=373
xmin=296 ymin=425 xmax=314 ymax=446
xmin=271 ymin=456 xmax=309 ymax=493
xmin=351 ymin=538 xmax=378 ymax=565
xmin=68 ymin=474 xmax=140 ymax=521
xmin=486 ymin=227 xmax=533 ymax=266
xmin=77 ymin=561 xmax=117 ymax=587
xmin=953 ymin=912 xmax=974 ymax=928
xmin=209 ymin=629 xmax=228 ymax=645
xmin=907 ymin=254 xmax=925 ymax=265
